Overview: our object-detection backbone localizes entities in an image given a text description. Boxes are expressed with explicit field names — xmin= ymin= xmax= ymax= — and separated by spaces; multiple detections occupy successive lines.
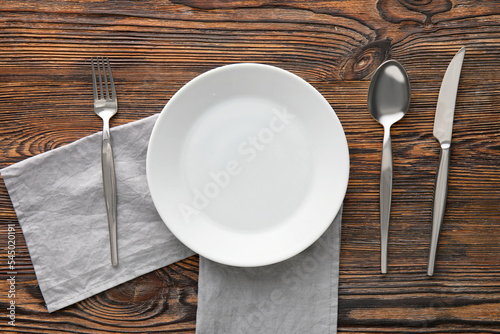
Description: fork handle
xmin=102 ymin=121 xmax=118 ymax=267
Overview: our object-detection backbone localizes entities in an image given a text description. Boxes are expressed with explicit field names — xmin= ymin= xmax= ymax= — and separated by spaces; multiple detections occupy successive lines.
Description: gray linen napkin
xmin=196 ymin=207 xmax=342 ymax=334
xmin=1 ymin=114 xmax=342 ymax=332
xmin=1 ymin=114 xmax=194 ymax=312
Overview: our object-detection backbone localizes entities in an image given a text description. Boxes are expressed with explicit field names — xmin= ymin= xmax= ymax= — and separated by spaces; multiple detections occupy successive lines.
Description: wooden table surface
xmin=1 ymin=0 xmax=499 ymax=333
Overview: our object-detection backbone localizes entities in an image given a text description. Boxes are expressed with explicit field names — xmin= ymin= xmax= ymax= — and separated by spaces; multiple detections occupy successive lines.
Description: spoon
xmin=367 ymin=60 xmax=411 ymax=274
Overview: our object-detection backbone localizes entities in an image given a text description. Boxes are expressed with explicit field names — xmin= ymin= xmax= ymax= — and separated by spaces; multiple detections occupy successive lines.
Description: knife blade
xmin=428 ymin=47 xmax=466 ymax=276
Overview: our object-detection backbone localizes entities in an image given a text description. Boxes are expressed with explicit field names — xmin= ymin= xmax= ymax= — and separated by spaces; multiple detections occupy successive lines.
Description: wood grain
xmin=1 ymin=0 xmax=499 ymax=333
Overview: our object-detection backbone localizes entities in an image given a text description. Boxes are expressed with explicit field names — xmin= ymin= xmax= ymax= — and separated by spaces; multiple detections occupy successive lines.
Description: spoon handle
xmin=380 ymin=126 xmax=393 ymax=274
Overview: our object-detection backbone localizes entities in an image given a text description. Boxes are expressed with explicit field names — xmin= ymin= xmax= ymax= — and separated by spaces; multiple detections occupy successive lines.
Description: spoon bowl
xmin=367 ymin=60 xmax=411 ymax=274
xmin=368 ymin=61 xmax=411 ymax=126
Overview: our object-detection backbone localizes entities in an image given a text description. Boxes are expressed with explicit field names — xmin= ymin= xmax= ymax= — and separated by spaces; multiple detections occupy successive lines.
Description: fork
xmin=92 ymin=57 xmax=118 ymax=266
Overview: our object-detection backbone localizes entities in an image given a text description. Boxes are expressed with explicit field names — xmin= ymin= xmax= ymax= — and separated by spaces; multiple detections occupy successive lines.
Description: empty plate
xmin=147 ymin=63 xmax=349 ymax=267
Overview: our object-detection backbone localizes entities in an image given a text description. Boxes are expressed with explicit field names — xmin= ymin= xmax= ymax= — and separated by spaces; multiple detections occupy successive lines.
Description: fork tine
xmin=91 ymin=58 xmax=98 ymax=100
xmin=97 ymin=57 xmax=104 ymax=100
xmin=100 ymin=57 xmax=110 ymax=100
xmin=106 ymin=57 xmax=116 ymax=100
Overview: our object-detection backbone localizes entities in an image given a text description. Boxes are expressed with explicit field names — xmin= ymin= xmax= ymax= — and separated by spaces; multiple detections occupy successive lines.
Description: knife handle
xmin=380 ymin=126 xmax=393 ymax=274
xmin=102 ymin=121 xmax=119 ymax=267
xmin=428 ymin=145 xmax=450 ymax=276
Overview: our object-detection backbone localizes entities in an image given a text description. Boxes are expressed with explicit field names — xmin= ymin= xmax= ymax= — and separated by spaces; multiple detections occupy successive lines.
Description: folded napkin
xmin=1 ymin=114 xmax=342 ymax=332
xmin=1 ymin=115 xmax=195 ymax=312
xmin=197 ymin=208 xmax=342 ymax=333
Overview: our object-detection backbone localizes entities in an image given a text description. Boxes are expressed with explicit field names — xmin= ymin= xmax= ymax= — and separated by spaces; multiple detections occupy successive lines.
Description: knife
xmin=428 ymin=47 xmax=466 ymax=276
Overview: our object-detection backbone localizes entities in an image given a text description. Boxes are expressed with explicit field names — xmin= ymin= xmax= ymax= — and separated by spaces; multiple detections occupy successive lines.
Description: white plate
xmin=147 ymin=63 xmax=349 ymax=267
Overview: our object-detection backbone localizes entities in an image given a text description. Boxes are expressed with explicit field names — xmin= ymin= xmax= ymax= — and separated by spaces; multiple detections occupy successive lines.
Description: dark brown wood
xmin=0 ymin=0 xmax=499 ymax=332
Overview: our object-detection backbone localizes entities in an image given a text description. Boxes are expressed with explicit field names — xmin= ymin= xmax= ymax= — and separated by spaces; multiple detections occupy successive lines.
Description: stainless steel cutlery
xmin=428 ymin=47 xmax=466 ymax=276
xmin=367 ymin=48 xmax=465 ymax=275
xmin=91 ymin=57 xmax=119 ymax=267
xmin=368 ymin=60 xmax=411 ymax=274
